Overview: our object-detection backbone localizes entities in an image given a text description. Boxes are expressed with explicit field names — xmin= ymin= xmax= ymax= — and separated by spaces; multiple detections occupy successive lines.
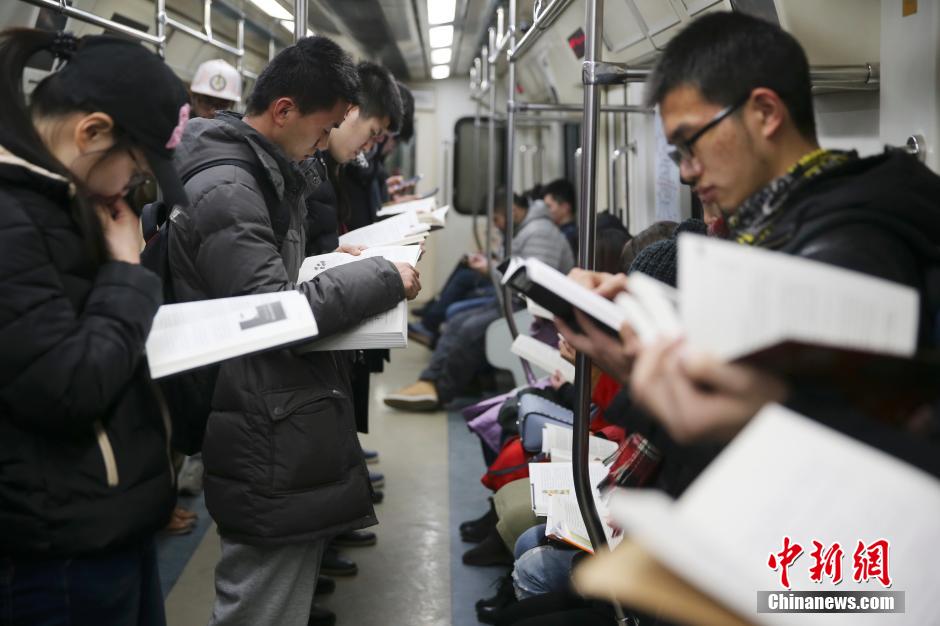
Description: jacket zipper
xmin=94 ymin=421 xmax=119 ymax=487
xmin=151 ymin=382 xmax=176 ymax=485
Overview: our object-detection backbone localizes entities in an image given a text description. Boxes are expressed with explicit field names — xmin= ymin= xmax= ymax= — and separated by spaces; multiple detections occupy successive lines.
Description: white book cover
xmin=677 ymin=235 xmax=919 ymax=360
xmin=298 ymin=245 xmax=422 ymax=283
xmin=300 ymin=301 xmax=407 ymax=352
xmin=511 ymin=335 xmax=576 ymax=383
xmin=146 ymin=291 xmax=317 ymax=379
xmin=607 ymin=403 xmax=940 ymax=625
xmin=376 ymin=195 xmax=437 ymax=217
xmin=338 ymin=212 xmax=431 ymax=248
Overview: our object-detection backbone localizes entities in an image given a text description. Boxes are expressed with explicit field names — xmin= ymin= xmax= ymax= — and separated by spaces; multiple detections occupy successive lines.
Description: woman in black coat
xmin=0 ymin=29 xmax=189 ymax=626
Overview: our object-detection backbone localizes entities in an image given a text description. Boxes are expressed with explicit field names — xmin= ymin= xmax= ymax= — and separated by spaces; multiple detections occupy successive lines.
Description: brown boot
xmin=383 ymin=380 xmax=440 ymax=411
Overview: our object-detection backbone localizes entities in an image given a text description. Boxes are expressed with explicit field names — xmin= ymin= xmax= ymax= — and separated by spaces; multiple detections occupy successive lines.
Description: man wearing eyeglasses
xmin=558 ymin=11 xmax=940 ymax=451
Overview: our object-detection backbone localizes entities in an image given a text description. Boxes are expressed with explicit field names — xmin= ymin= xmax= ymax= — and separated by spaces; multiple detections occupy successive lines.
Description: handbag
xmin=517 ymin=392 xmax=575 ymax=452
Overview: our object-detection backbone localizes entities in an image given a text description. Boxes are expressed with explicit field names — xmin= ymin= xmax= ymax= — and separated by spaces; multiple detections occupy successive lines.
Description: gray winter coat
xmin=512 ymin=201 xmax=575 ymax=273
xmin=168 ymin=113 xmax=404 ymax=545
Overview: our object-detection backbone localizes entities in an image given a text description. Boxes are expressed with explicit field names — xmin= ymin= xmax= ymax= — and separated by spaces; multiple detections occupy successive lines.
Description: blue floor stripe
xmin=156 ymin=492 xmax=213 ymax=598
xmin=448 ymin=407 xmax=510 ymax=626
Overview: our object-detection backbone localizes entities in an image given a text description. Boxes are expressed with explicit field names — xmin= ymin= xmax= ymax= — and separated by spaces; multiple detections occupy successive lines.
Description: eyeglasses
xmin=123 ymin=171 xmax=158 ymax=216
xmin=666 ymin=95 xmax=748 ymax=167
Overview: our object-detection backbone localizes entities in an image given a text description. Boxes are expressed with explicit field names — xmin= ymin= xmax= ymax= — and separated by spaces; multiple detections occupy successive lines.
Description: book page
xmin=146 ymin=291 xmax=317 ymax=379
xmin=511 ymin=335 xmax=576 ymax=383
xmin=542 ymin=423 xmax=620 ymax=462
xmin=339 ymin=212 xmax=431 ymax=248
xmin=376 ymin=195 xmax=437 ymax=216
xmin=609 ymin=403 xmax=940 ymax=625
xmin=528 ymin=461 xmax=607 ymax=516
xmin=678 ymin=235 xmax=919 ymax=360
xmin=526 ymin=296 xmax=555 ymax=320
xmin=299 ymin=301 xmax=407 ymax=352
xmin=298 ymin=245 xmax=422 ymax=283
xmin=545 ymin=480 xmax=622 ymax=554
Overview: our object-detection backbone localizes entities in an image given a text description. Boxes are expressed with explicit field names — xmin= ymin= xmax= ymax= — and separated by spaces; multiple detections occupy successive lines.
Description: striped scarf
xmin=728 ymin=148 xmax=855 ymax=246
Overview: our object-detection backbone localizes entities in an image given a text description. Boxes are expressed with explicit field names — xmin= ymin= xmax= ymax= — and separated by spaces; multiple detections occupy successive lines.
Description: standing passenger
xmin=167 ymin=37 xmax=420 ymax=626
xmin=0 ymin=30 xmax=190 ymax=626
xmin=189 ymin=58 xmax=242 ymax=120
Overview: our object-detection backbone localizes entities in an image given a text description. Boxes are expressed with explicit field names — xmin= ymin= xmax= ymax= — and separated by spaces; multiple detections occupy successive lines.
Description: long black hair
xmin=0 ymin=28 xmax=129 ymax=262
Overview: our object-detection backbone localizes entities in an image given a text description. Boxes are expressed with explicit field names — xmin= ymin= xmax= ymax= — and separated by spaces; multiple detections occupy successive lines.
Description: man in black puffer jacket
xmin=168 ymin=38 xmax=420 ymax=626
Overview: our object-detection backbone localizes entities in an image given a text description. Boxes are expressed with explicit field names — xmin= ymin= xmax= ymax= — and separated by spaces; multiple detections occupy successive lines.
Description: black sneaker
xmin=460 ymin=501 xmax=498 ymax=543
xmin=320 ymin=547 xmax=358 ymax=577
xmin=462 ymin=529 xmax=514 ymax=567
xmin=333 ymin=529 xmax=377 ymax=548
xmin=371 ymin=489 xmax=384 ymax=504
xmin=307 ymin=604 xmax=336 ymax=626
xmin=369 ymin=471 xmax=385 ymax=489
xmin=314 ymin=576 xmax=335 ymax=596
xmin=362 ymin=448 xmax=380 ymax=464
xmin=476 ymin=573 xmax=516 ymax=624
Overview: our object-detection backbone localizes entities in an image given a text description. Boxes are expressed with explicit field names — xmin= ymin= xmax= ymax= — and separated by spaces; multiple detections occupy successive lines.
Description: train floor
xmin=158 ymin=342 xmax=503 ymax=626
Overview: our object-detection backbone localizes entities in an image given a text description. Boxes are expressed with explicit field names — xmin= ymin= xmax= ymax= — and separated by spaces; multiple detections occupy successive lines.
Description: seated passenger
xmin=167 ymin=37 xmax=419 ymax=626
xmin=385 ymin=191 xmax=575 ymax=411
xmin=543 ymin=178 xmax=577 ymax=255
xmin=0 ymin=30 xmax=189 ymax=625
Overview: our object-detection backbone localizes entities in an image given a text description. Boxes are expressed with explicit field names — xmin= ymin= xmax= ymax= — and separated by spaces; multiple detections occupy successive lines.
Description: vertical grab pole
xmin=503 ymin=0 xmax=536 ymax=384
xmin=485 ymin=42 xmax=501 ymax=304
xmin=293 ymin=0 xmax=307 ymax=41
xmin=155 ymin=0 xmax=167 ymax=57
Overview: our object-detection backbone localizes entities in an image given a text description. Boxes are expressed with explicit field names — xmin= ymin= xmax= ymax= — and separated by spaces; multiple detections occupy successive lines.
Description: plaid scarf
xmin=728 ymin=148 xmax=855 ymax=246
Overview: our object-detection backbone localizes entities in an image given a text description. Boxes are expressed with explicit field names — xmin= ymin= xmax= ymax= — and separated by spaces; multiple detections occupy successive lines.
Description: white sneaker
xmin=177 ymin=454 xmax=204 ymax=496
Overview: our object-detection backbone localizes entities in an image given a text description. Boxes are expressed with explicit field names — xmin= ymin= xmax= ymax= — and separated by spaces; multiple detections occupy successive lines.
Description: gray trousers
xmin=208 ymin=536 xmax=325 ymax=626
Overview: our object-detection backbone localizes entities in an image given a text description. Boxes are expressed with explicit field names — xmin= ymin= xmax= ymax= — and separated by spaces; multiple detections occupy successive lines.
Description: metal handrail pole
xmin=514 ymin=102 xmax=653 ymax=114
xmin=508 ymin=0 xmax=575 ymax=61
xmin=155 ymin=0 xmax=167 ymax=57
xmin=293 ymin=0 xmax=307 ymax=42
xmin=165 ymin=16 xmax=243 ymax=56
xmin=485 ymin=49 xmax=502 ymax=307
xmin=19 ymin=0 xmax=165 ymax=46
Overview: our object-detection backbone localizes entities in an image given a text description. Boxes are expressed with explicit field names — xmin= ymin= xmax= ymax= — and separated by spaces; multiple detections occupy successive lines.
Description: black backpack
xmin=142 ymin=157 xmax=290 ymax=454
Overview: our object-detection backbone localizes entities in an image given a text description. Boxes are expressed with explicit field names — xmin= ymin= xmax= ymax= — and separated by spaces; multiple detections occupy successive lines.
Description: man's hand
xmin=557 ymin=310 xmax=638 ymax=386
xmin=395 ymin=262 xmax=421 ymax=300
xmin=467 ymin=252 xmax=489 ymax=275
xmin=630 ymin=338 xmax=789 ymax=443
xmin=567 ymin=269 xmax=628 ymax=299
xmin=335 ymin=243 xmax=366 ymax=255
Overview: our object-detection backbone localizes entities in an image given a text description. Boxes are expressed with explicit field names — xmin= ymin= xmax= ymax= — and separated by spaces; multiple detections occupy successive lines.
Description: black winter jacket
xmin=0 ymin=148 xmax=174 ymax=557
xmin=168 ymin=114 xmax=404 ymax=545
xmin=304 ymin=155 xmax=341 ymax=256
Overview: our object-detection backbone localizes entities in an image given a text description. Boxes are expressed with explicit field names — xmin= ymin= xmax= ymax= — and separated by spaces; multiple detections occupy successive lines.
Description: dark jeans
xmin=421 ymin=265 xmax=493 ymax=333
xmin=0 ymin=539 xmax=165 ymax=626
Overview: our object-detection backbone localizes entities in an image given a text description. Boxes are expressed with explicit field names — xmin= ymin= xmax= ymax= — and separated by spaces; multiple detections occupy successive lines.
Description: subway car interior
xmin=1 ymin=0 xmax=939 ymax=625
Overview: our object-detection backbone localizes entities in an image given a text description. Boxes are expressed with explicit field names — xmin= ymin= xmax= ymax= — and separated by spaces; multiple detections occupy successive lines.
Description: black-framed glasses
xmin=666 ymin=95 xmax=749 ymax=167
xmin=123 ymin=171 xmax=158 ymax=216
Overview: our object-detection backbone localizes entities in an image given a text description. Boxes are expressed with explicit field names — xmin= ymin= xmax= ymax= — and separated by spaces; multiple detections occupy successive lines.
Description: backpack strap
xmin=180 ymin=157 xmax=290 ymax=248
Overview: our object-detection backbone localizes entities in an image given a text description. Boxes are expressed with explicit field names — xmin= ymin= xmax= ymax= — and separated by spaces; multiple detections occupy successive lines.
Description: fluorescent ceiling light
xmin=431 ymin=65 xmax=451 ymax=80
xmin=428 ymin=0 xmax=456 ymax=25
xmin=430 ymin=47 xmax=452 ymax=65
xmin=428 ymin=24 xmax=454 ymax=48
xmin=248 ymin=0 xmax=292 ymax=21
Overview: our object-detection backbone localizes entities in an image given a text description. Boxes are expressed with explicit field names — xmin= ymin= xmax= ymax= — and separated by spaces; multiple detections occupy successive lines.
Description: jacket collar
xmin=0 ymin=144 xmax=75 ymax=198
xmin=214 ymin=112 xmax=306 ymax=200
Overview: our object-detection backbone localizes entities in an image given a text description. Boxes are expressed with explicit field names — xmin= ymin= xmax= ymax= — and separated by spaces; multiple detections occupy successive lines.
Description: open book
xmin=296 ymin=246 xmax=420 ymax=351
xmin=297 ymin=245 xmax=422 ymax=283
xmin=504 ymin=237 xmax=925 ymax=384
xmin=541 ymin=422 xmax=620 ymax=463
xmin=376 ymin=195 xmax=436 ymax=217
xmin=511 ymin=335 xmax=576 ymax=383
xmin=338 ymin=211 xmax=430 ymax=248
xmin=591 ymin=403 xmax=940 ymax=625
xmin=146 ymin=291 xmax=317 ymax=379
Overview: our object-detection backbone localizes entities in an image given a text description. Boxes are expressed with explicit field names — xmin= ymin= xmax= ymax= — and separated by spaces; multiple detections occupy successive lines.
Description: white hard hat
xmin=191 ymin=59 xmax=242 ymax=103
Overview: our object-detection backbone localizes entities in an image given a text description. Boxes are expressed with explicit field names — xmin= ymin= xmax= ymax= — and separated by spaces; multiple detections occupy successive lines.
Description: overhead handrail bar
xmin=508 ymin=0 xmax=575 ymax=62
xmin=19 ymin=0 xmax=165 ymax=46
xmin=514 ymin=102 xmax=653 ymax=114
xmin=165 ymin=14 xmax=243 ymax=57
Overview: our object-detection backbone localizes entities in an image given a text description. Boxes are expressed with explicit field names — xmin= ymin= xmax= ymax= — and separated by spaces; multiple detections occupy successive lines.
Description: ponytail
xmin=0 ymin=28 xmax=107 ymax=263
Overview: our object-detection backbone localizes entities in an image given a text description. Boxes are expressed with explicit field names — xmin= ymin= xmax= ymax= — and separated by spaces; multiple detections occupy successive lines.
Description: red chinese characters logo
xmin=769 ymin=537 xmax=891 ymax=589
xmin=767 ymin=536 xmax=803 ymax=589
xmin=852 ymin=539 xmax=892 ymax=587
xmin=809 ymin=541 xmax=844 ymax=584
